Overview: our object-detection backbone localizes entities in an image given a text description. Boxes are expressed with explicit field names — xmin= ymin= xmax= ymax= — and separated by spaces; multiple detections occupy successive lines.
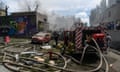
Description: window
xmin=108 ymin=11 xmax=111 ymax=17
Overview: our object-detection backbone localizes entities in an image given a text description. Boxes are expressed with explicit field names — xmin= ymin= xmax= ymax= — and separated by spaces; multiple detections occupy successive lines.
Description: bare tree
xmin=17 ymin=0 xmax=41 ymax=12
xmin=34 ymin=0 xmax=40 ymax=12
xmin=25 ymin=0 xmax=31 ymax=11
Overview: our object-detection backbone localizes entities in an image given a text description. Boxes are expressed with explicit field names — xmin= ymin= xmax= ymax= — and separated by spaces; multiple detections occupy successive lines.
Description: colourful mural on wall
xmin=0 ymin=15 xmax=37 ymax=36
xmin=5 ymin=16 xmax=28 ymax=35
xmin=15 ymin=16 xmax=28 ymax=34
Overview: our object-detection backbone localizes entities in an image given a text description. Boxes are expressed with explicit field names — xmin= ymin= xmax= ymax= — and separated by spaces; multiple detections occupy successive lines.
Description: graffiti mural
xmin=2 ymin=16 xmax=28 ymax=35
xmin=15 ymin=16 xmax=28 ymax=34
xmin=0 ymin=16 xmax=36 ymax=36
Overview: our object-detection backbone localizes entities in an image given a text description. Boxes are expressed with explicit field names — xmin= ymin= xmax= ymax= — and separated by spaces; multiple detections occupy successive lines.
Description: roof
xmin=0 ymin=9 xmax=5 ymax=11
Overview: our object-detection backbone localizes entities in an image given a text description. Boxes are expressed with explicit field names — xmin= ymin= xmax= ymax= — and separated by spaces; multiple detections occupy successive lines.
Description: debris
xmin=41 ymin=45 xmax=51 ymax=49
xmin=34 ymin=56 xmax=45 ymax=62
xmin=110 ymin=64 xmax=113 ymax=67
xmin=49 ymin=60 xmax=55 ymax=66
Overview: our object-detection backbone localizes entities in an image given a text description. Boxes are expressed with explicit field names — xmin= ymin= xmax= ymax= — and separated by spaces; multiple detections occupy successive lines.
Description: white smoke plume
xmin=5 ymin=0 xmax=79 ymax=31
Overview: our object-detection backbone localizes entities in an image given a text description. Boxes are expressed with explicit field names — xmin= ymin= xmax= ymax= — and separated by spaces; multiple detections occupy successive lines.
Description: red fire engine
xmin=62 ymin=26 xmax=107 ymax=54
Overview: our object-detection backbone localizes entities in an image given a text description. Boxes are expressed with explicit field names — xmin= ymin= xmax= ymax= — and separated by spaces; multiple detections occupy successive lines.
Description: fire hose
xmin=1 ymin=38 xmax=109 ymax=72
xmin=92 ymin=38 xmax=109 ymax=72
xmin=2 ymin=52 xmax=68 ymax=72
xmin=64 ymin=38 xmax=109 ymax=72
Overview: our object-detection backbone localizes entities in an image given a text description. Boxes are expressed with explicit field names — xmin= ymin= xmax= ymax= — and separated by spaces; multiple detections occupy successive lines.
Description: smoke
xmin=47 ymin=13 xmax=77 ymax=31
xmin=16 ymin=0 xmax=41 ymax=12
xmin=12 ymin=0 xmax=80 ymax=31
xmin=14 ymin=0 xmax=58 ymax=31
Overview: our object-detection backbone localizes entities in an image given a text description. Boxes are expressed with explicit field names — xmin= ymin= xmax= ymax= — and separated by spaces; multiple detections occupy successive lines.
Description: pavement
xmin=110 ymin=48 xmax=120 ymax=55
xmin=0 ymin=65 xmax=11 ymax=72
xmin=108 ymin=50 xmax=120 ymax=72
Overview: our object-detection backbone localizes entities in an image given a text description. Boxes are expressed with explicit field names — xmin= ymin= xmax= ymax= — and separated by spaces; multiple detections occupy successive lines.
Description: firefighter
xmin=4 ymin=35 xmax=10 ymax=45
xmin=106 ymin=33 xmax=111 ymax=53
xmin=53 ymin=31 xmax=59 ymax=46
xmin=85 ymin=34 xmax=96 ymax=47
xmin=64 ymin=33 xmax=69 ymax=46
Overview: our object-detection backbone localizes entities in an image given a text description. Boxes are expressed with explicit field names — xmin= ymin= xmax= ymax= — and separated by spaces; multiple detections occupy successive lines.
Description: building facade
xmin=0 ymin=9 xmax=5 ymax=16
xmin=108 ymin=0 xmax=120 ymax=7
xmin=90 ymin=6 xmax=102 ymax=26
xmin=101 ymin=0 xmax=107 ymax=12
xmin=0 ymin=11 xmax=48 ymax=37
xmin=102 ymin=3 xmax=120 ymax=23
xmin=90 ymin=0 xmax=120 ymax=27
xmin=90 ymin=0 xmax=107 ymax=26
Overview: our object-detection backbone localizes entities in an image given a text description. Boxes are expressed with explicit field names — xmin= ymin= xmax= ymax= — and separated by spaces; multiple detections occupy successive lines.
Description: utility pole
xmin=5 ymin=5 xmax=8 ymax=16
xmin=5 ymin=5 xmax=9 ymax=25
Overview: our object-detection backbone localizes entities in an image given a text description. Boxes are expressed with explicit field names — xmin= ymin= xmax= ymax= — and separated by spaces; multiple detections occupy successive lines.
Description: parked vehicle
xmin=31 ymin=32 xmax=51 ymax=44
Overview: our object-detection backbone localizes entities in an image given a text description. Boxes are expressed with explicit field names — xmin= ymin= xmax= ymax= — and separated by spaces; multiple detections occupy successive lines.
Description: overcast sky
xmin=2 ymin=0 xmax=102 ymax=24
